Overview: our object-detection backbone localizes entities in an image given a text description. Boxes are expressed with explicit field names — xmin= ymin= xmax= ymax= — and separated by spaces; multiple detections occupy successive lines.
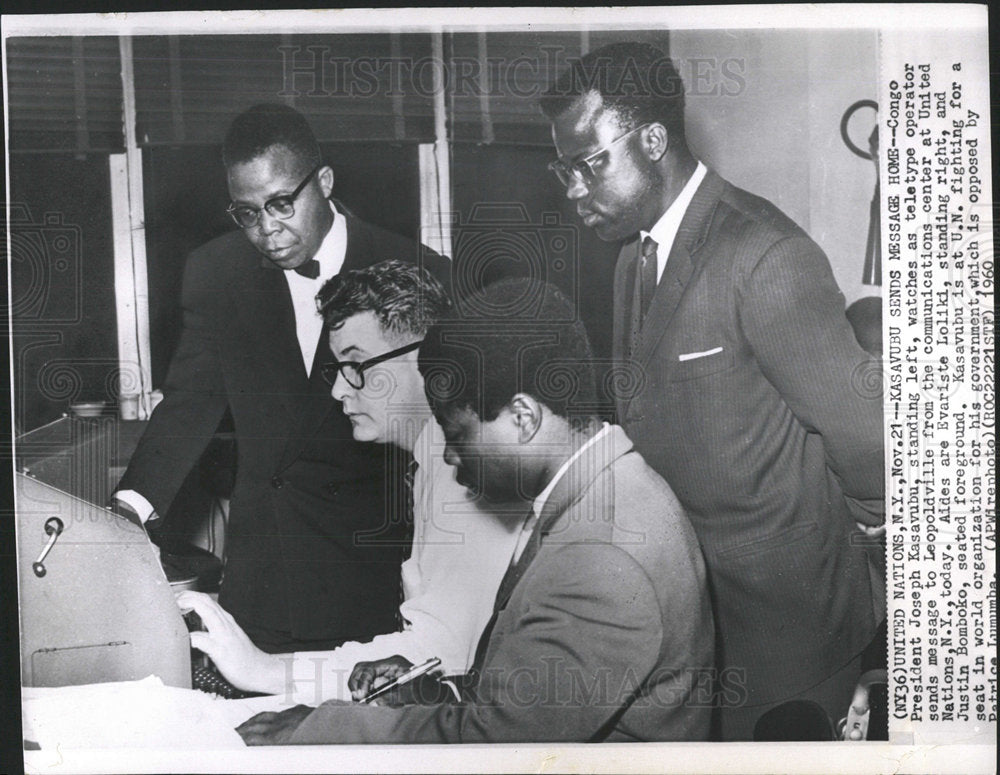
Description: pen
xmin=360 ymin=657 xmax=442 ymax=704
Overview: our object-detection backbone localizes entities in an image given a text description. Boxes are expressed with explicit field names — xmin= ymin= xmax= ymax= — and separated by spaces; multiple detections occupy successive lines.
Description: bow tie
xmin=291 ymin=259 xmax=321 ymax=279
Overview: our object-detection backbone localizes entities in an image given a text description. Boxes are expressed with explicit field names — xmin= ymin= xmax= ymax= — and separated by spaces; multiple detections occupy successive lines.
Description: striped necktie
xmin=395 ymin=457 xmax=418 ymax=631
xmin=639 ymin=236 xmax=659 ymax=323
xmin=629 ymin=236 xmax=659 ymax=357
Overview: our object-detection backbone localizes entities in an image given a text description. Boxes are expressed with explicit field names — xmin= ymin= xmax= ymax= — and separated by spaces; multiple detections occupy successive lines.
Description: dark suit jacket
xmin=612 ymin=170 xmax=884 ymax=707
xmin=119 ymin=214 xmax=451 ymax=646
xmin=289 ymin=424 xmax=715 ymax=743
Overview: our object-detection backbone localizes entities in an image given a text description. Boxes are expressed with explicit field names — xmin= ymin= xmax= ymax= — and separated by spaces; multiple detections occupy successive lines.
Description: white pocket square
xmin=678 ymin=346 xmax=724 ymax=362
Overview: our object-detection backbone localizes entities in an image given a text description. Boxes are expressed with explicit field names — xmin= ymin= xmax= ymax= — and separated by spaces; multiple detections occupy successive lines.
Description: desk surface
xmin=22 ymin=676 xmax=284 ymax=750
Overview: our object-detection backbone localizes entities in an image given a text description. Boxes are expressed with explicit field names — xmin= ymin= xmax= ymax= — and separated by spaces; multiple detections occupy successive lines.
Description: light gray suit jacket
xmin=290 ymin=424 xmax=715 ymax=743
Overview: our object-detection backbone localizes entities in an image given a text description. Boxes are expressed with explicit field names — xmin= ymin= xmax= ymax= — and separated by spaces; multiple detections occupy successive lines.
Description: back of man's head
xmin=222 ymin=102 xmax=322 ymax=171
xmin=317 ymin=259 xmax=452 ymax=343
xmin=539 ymin=41 xmax=686 ymax=144
xmin=418 ymin=278 xmax=597 ymax=431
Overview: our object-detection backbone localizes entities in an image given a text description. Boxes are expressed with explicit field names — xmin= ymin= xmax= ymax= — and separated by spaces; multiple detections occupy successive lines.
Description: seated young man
xmin=177 ymin=261 xmax=523 ymax=703
xmin=234 ymin=277 xmax=716 ymax=744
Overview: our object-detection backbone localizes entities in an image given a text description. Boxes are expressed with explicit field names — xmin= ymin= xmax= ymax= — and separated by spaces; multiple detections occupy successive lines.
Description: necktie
xmin=468 ymin=504 xmax=539 ymax=681
xmin=292 ymin=259 xmax=320 ymax=279
xmin=639 ymin=236 xmax=658 ymax=324
xmin=402 ymin=458 xmax=418 ymax=562
xmin=396 ymin=458 xmax=418 ymax=631
xmin=629 ymin=236 xmax=659 ymax=357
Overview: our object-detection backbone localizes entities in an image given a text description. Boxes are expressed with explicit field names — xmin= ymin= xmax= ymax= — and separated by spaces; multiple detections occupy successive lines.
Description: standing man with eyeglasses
xmin=115 ymin=103 xmax=450 ymax=654
xmin=540 ymin=42 xmax=885 ymax=740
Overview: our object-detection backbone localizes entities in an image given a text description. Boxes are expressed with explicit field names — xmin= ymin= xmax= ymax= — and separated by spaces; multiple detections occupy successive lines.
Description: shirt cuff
xmin=283 ymin=650 xmax=357 ymax=705
xmin=112 ymin=490 xmax=158 ymax=525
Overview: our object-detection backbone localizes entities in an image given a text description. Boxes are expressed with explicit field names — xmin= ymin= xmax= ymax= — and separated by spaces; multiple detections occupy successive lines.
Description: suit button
xmin=324 ymin=482 xmax=340 ymax=495
xmin=270 ymin=476 xmax=284 ymax=489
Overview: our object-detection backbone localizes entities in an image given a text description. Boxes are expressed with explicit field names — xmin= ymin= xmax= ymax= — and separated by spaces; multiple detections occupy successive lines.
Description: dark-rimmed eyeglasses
xmin=547 ymin=124 xmax=650 ymax=188
xmin=321 ymin=339 xmax=422 ymax=390
xmin=226 ymin=164 xmax=323 ymax=229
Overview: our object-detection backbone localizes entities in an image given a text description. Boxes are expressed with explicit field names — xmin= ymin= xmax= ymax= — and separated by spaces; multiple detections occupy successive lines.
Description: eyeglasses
xmin=321 ymin=339 xmax=422 ymax=390
xmin=548 ymin=123 xmax=650 ymax=188
xmin=226 ymin=164 xmax=323 ymax=229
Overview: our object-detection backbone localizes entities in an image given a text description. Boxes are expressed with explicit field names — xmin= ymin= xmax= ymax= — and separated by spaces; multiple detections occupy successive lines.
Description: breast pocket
xmin=668 ymin=345 xmax=734 ymax=382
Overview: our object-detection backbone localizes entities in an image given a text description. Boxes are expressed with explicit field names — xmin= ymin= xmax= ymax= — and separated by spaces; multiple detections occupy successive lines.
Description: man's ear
xmin=643 ymin=123 xmax=669 ymax=162
xmin=508 ymin=393 xmax=543 ymax=444
xmin=318 ymin=165 xmax=335 ymax=198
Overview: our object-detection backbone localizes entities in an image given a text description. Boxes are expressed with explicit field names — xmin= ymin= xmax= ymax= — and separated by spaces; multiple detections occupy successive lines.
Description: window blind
xmin=446 ymin=30 xmax=671 ymax=146
xmin=132 ymin=33 xmax=436 ymax=146
xmin=6 ymin=36 xmax=124 ymax=153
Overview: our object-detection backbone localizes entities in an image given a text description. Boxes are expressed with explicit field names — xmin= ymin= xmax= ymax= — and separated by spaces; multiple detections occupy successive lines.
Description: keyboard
xmin=192 ymin=664 xmax=265 ymax=700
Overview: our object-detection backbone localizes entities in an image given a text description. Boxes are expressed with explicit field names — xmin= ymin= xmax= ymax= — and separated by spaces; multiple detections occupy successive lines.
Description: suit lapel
xmin=468 ymin=426 xmax=634 ymax=679
xmin=491 ymin=425 xmax=634 ymax=614
xmin=233 ymin=252 xmax=309 ymax=422
xmin=341 ymin=213 xmax=373 ymax=274
xmin=613 ymin=237 xmax=640 ymax=363
xmin=276 ymin=209 xmax=361 ymax=468
xmin=633 ymin=241 xmax=695 ymax=365
xmin=621 ymin=171 xmax=727 ymax=412
xmin=276 ymin=210 xmax=389 ymax=467
xmin=277 ymin=325 xmax=338 ymax=469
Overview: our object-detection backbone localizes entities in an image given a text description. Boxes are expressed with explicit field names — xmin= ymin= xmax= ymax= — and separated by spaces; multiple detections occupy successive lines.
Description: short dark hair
xmin=539 ymin=41 xmax=686 ymax=145
xmin=317 ymin=260 xmax=452 ymax=342
xmin=418 ymin=279 xmax=598 ymax=431
xmin=222 ymin=103 xmax=322 ymax=171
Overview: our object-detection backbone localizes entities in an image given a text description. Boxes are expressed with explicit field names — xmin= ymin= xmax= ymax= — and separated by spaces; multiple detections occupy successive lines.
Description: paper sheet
xmin=22 ymin=676 xmax=248 ymax=750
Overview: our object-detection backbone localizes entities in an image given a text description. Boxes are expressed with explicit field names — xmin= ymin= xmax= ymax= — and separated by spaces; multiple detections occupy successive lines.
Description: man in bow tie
xmin=541 ymin=42 xmax=885 ymax=739
xmin=115 ymin=103 xmax=450 ymax=653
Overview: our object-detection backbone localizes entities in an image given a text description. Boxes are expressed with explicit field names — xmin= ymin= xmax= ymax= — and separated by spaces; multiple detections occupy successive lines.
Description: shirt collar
xmin=411 ymin=417 xmax=436 ymax=469
xmin=531 ymin=422 xmax=612 ymax=520
xmin=311 ymin=201 xmax=346 ymax=281
xmin=641 ymin=160 xmax=708 ymax=255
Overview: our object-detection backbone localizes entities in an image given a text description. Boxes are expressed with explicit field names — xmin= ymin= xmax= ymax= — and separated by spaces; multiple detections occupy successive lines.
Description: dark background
xmin=2 ymin=30 xmax=642 ymax=773
xmin=7 ymin=30 xmax=649 ymax=432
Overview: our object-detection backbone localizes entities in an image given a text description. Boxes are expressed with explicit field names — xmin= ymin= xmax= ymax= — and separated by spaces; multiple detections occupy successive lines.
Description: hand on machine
xmin=175 ymin=590 xmax=285 ymax=697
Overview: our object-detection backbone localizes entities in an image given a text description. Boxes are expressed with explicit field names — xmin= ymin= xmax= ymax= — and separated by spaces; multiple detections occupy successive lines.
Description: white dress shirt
xmin=284 ymin=201 xmax=346 ymax=374
xmin=284 ymin=419 xmax=523 ymax=704
xmin=641 ymin=161 xmax=707 ymax=283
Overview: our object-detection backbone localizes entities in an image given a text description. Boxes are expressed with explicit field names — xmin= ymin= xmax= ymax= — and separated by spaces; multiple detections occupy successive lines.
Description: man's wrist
xmin=110 ymin=490 xmax=160 ymax=526
xmin=264 ymin=653 xmax=291 ymax=696
xmin=107 ymin=498 xmax=144 ymax=527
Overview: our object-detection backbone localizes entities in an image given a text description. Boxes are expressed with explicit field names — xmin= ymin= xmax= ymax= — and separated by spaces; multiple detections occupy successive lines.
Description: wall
xmin=9 ymin=154 xmax=120 ymax=433
xmin=451 ymin=144 xmax=621 ymax=359
xmin=671 ymin=28 xmax=880 ymax=306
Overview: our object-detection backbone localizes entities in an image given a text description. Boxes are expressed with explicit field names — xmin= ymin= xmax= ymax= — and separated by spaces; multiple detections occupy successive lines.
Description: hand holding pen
xmin=348 ymin=656 xmax=442 ymax=704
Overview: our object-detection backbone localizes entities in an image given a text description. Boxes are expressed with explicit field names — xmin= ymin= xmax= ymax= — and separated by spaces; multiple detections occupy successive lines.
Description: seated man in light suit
xmin=233 ymin=278 xmax=715 ymax=744
xmin=177 ymin=261 xmax=522 ymax=703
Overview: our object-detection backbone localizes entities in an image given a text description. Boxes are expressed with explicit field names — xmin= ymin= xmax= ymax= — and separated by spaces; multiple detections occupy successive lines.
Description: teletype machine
xmin=15 ymin=414 xmax=223 ymax=691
